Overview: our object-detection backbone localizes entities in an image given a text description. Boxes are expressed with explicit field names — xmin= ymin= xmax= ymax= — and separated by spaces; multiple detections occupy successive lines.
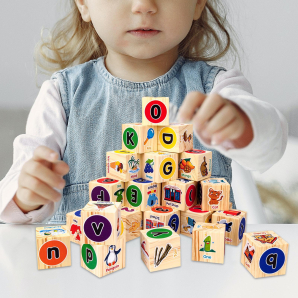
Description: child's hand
xmin=13 ymin=146 xmax=69 ymax=213
xmin=177 ymin=91 xmax=253 ymax=148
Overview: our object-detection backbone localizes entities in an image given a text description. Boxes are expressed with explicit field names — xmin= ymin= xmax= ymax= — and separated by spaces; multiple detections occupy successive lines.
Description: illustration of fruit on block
xmin=89 ymin=177 xmax=125 ymax=205
xmin=124 ymin=178 xmax=161 ymax=212
xmin=241 ymin=231 xmax=289 ymax=278
xmin=66 ymin=209 xmax=82 ymax=244
xmin=161 ymin=178 xmax=198 ymax=211
xmin=106 ymin=150 xmax=141 ymax=181
xmin=142 ymin=97 xmax=169 ymax=126
xmin=157 ymin=124 xmax=193 ymax=153
xmin=192 ymin=222 xmax=225 ymax=264
xmin=140 ymin=226 xmax=181 ymax=272
xmin=122 ymin=123 xmax=157 ymax=153
xmin=212 ymin=210 xmax=247 ymax=246
xmin=143 ymin=206 xmax=181 ymax=234
xmin=36 ymin=226 xmax=71 ymax=270
xmin=81 ymin=233 xmax=126 ymax=278
xmin=121 ymin=206 xmax=143 ymax=242
xmin=142 ymin=151 xmax=178 ymax=183
xmin=179 ymin=149 xmax=212 ymax=181
xmin=81 ymin=201 xmax=122 ymax=246
xmin=181 ymin=205 xmax=214 ymax=238
xmin=199 ymin=178 xmax=230 ymax=211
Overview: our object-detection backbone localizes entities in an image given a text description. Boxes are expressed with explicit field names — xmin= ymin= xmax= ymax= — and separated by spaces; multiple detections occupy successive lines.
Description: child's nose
xmin=131 ymin=0 xmax=158 ymax=15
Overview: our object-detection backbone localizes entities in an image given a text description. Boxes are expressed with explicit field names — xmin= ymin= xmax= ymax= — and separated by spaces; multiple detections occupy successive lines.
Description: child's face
xmin=76 ymin=0 xmax=206 ymax=59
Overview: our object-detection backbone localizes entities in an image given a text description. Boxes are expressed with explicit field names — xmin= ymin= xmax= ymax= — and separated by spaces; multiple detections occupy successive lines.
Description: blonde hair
xmin=34 ymin=0 xmax=241 ymax=78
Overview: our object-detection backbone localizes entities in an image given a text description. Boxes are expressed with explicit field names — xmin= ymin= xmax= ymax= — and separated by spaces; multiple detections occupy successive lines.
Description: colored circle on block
xmin=39 ymin=240 xmax=68 ymax=266
xmin=144 ymin=100 xmax=167 ymax=123
xmin=91 ymin=186 xmax=110 ymax=202
xmin=97 ymin=178 xmax=119 ymax=184
xmin=259 ymin=248 xmax=285 ymax=274
xmin=82 ymin=244 xmax=97 ymax=270
xmin=186 ymin=185 xmax=197 ymax=207
xmin=147 ymin=228 xmax=173 ymax=239
xmin=84 ymin=215 xmax=112 ymax=243
xmin=126 ymin=185 xmax=142 ymax=207
xmin=123 ymin=127 xmax=138 ymax=150
xmin=159 ymin=127 xmax=177 ymax=149
xmin=189 ymin=206 xmax=207 ymax=213
xmin=238 ymin=217 xmax=246 ymax=240
xmin=114 ymin=150 xmax=134 ymax=154
xmin=120 ymin=219 xmax=124 ymax=236
xmin=152 ymin=206 xmax=173 ymax=213
xmin=185 ymin=149 xmax=206 ymax=154
xmin=168 ymin=214 xmax=179 ymax=232
xmin=74 ymin=210 xmax=81 ymax=217
xmin=159 ymin=157 xmax=176 ymax=180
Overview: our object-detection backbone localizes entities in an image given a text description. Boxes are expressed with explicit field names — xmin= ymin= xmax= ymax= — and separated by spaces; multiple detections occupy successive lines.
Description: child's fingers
xmin=32 ymin=146 xmax=59 ymax=163
xmin=51 ymin=161 xmax=70 ymax=176
xmin=23 ymin=160 xmax=65 ymax=190
xmin=19 ymin=173 xmax=62 ymax=203
xmin=193 ymin=93 xmax=226 ymax=131
xmin=176 ymin=91 xmax=207 ymax=122
xmin=16 ymin=188 xmax=52 ymax=207
xmin=211 ymin=117 xmax=245 ymax=145
xmin=202 ymin=104 xmax=237 ymax=137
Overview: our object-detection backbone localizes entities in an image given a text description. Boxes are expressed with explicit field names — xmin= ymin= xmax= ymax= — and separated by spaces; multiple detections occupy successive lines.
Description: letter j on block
xmin=142 ymin=97 xmax=169 ymax=126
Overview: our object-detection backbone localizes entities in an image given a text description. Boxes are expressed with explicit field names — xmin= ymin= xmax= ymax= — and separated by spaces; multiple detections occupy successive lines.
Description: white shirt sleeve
xmin=0 ymin=79 xmax=67 ymax=223
xmin=196 ymin=69 xmax=288 ymax=174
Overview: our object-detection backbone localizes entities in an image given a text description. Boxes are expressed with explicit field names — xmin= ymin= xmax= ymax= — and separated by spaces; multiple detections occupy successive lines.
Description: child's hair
xmin=34 ymin=0 xmax=241 ymax=77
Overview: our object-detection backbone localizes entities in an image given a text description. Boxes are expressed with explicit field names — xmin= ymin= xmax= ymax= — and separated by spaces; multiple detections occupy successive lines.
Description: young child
xmin=0 ymin=0 xmax=287 ymax=224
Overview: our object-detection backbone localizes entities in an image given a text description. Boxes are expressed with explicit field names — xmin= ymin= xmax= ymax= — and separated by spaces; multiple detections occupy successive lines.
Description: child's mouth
xmin=128 ymin=29 xmax=160 ymax=38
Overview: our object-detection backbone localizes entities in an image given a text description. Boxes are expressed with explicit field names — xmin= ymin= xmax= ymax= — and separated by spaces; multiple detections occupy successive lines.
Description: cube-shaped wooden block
xmin=121 ymin=206 xmax=143 ymax=242
xmin=212 ymin=209 xmax=247 ymax=246
xmin=181 ymin=206 xmax=214 ymax=238
xmin=179 ymin=149 xmax=212 ymax=181
xmin=106 ymin=150 xmax=141 ymax=182
xmin=122 ymin=123 xmax=157 ymax=153
xmin=199 ymin=178 xmax=230 ymax=211
xmin=140 ymin=226 xmax=181 ymax=272
xmin=81 ymin=234 xmax=126 ymax=278
xmin=144 ymin=206 xmax=180 ymax=234
xmin=142 ymin=151 xmax=178 ymax=183
xmin=192 ymin=222 xmax=225 ymax=264
xmin=241 ymin=231 xmax=289 ymax=278
xmin=157 ymin=124 xmax=193 ymax=153
xmin=81 ymin=201 xmax=122 ymax=246
xmin=66 ymin=209 xmax=82 ymax=244
xmin=36 ymin=226 xmax=71 ymax=270
xmin=89 ymin=177 xmax=125 ymax=205
xmin=142 ymin=97 xmax=169 ymax=126
xmin=161 ymin=179 xmax=198 ymax=211
xmin=124 ymin=178 xmax=161 ymax=211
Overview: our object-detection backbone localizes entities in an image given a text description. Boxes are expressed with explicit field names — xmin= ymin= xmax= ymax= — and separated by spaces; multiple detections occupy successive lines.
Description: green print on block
xmin=199 ymin=236 xmax=216 ymax=253
xmin=147 ymin=228 xmax=173 ymax=239
xmin=82 ymin=244 xmax=97 ymax=270
xmin=126 ymin=185 xmax=142 ymax=207
xmin=123 ymin=127 xmax=138 ymax=150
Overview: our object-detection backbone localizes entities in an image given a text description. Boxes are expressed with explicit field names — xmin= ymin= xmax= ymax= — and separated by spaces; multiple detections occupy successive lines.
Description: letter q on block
xmin=142 ymin=97 xmax=169 ymax=126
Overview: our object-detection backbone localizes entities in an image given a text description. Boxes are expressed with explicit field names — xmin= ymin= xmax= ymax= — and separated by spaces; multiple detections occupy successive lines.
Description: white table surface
xmin=0 ymin=224 xmax=296 ymax=298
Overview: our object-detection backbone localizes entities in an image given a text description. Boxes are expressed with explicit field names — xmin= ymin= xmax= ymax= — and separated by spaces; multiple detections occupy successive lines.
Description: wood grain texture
xmin=142 ymin=97 xmax=169 ymax=126
xmin=121 ymin=207 xmax=143 ymax=242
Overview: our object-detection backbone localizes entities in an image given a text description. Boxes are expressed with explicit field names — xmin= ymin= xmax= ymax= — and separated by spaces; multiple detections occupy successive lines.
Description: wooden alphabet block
xmin=140 ymin=226 xmax=181 ymax=272
xmin=212 ymin=210 xmax=247 ymax=246
xmin=241 ymin=231 xmax=289 ymax=278
xmin=142 ymin=151 xmax=178 ymax=183
xmin=142 ymin=97 xmax=169 ymax=126
xmin=124 ymin=178 xmax=161 ymax=211
xmin=66 ymin=209 xmax=82 ymax=244
xmin=192 ymin=222 xmax=225 ymax=264
xmin=81 ymin=201 xmax=122 ymax=246
xmin=121 ymin=206 xmax=143 ymax=242
xmin=179 ymin=149 xmax=212 ymax=181
xmin=89 ymin=177 xmax=125 ymax=205
xmin=157 ymin=124 xmax=193 ymax=153
xmin=36 ymin=226 xmax=71 ymax=270
xmin=106 ymin=150 xmax=141 ymax=181
xmin=81 ymin=234 xmax=126 ymax=278
xmin=161 ymin=179 xmax=198 ymax=211
xmin=229 ymin=201 xmax=233 ymax=210
xmin=199 ymin=178 xmax=230 ymax=211
xmin=181 ymin=206 xmax=214 ymax=238
xmin=122 ymin=123 xmax=157 ymax=153
xmin=143 ymin=206 xmax=180 ymax=234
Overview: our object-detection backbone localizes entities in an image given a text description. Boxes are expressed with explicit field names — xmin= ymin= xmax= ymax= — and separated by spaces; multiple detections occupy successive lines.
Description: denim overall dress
xmin=48 ymin=55 xmax=235 ymax=224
